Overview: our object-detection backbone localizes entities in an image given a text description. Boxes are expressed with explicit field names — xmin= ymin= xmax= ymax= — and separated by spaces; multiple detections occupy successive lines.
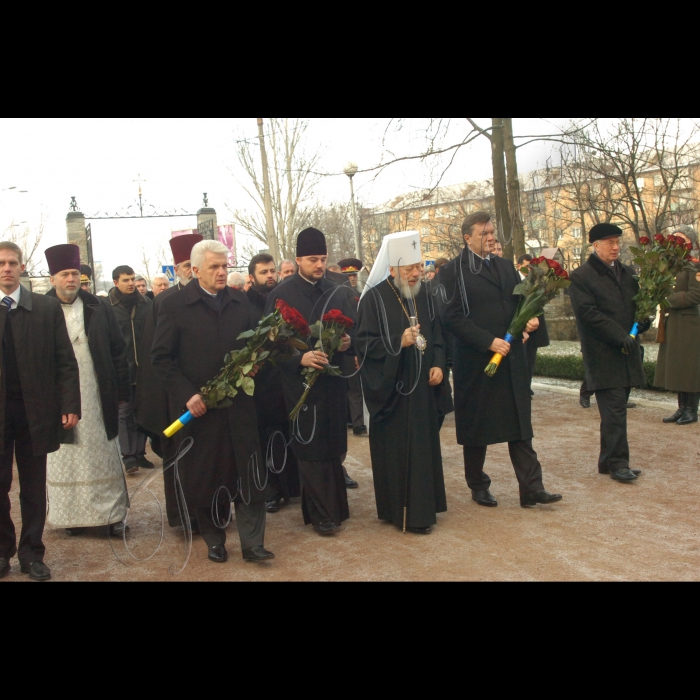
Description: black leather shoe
xmin=580 ymin=396 xmax=591 ymax=408
xmin=599 ymin=467 xmax=642 ymax=476
xmin=520 ymin=490 xmax=563 ymax=508
xmin=406 ymin=526 xmax=432 ymax=535
xmin=353 ymin=425 xmax=368 ymax=435
xmin=626 ymin=402 xmax=637 ymax=409
xmin=110 ymin=521 xmax=129 ymax=537
xmin=65 ymin=528 xmax=85 ymax=536
xmin=123 ymin=459 xmax=139 ymax=475
xmin=677 ymin=410 xmax=698 ymax=425
xmin=472 ymin=489 xmax=498 ymax=507
xmin=663 ymin=408 xmax=685 ymax=423
xmin=208 ymin=545 xmax=228 ymax=563
xmin=344 ymin=473 xmax=358 ymax=489
xmin=21 ymin=561 xmax=51 ymax=581
xmin=136 ymin=456 xmax=155 ymax=469
xmin=313 ymin=520 xmax=339 ymax=536
xmin=242 ymin=546 xmax=275 ymax=562
xmin=610 ymin=468 xmax=638 ymax=482
xmin=266 ymin=500 xmax=280 ymax=513
xmin=0 ymin=558 xmax=10 ymax=579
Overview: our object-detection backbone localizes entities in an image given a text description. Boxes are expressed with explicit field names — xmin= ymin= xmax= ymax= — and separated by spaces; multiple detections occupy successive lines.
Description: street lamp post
xmin=344 ymin=162 xmax=362 ymax=261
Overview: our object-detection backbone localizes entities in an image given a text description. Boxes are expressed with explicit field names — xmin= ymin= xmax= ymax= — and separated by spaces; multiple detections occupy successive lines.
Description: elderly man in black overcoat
xmin=0 ymin=241 xmax=80 ymax=581
xmin=152 ymin=240 xmax=274 ymax=564
xmin=569 ymin=223 xmax=648 ymax=482
xmin=264 ymin=228 xmax=356 ymax=535
xmin=135 ymin=233 xmax=202 ymax=529
xmin=439 ymin=213 xmax=561 ymax=508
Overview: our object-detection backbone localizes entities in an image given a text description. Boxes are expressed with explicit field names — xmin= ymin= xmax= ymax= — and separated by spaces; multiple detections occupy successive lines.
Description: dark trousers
xmin=118 ymin=386 xmax=146 ymax=461
xmin=0 ymin=399 xmax=47 ymax=565
xmin=594 ymin=387 xmax=631 ymax=472
xmin=344 ymin=357 xmax=364 ymax=429
xmin=463 ymin=440 xmax=544 ymax=496
xmin=197 ymin=499 xmax=266 ymax=550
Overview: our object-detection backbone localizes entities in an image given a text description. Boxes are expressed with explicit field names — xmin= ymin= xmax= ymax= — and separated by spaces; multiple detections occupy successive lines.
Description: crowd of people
xmin=0 ymin=212 xmax=698 ymax=580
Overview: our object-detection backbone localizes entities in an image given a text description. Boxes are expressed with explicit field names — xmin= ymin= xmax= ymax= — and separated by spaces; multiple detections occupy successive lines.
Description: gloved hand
xmin=621 ymin=336 xmax=637 ymax=355
xmin=637 ymin=318 xmax=652 ymax=335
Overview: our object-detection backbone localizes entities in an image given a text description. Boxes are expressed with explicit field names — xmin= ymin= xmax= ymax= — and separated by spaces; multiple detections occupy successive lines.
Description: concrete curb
xmin=531 ymin=382 xmax=674 ymax=410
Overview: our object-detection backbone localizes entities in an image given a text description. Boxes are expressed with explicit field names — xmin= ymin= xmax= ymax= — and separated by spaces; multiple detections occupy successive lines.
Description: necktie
xmin=2 ymin=296 xmax=12 ymax=311
xmin=483 ymin=257 xmax=491 ymax=270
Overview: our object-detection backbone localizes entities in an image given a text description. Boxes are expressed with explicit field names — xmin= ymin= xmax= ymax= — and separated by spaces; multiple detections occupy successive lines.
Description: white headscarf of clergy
xmin=361 ymin=231 xmax=422 ymax=298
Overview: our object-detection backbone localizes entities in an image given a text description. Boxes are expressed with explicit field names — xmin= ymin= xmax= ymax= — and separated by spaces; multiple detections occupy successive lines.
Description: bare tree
xmin=228 ymin=119 xmax=322 ymax=261
xmin=4 ymin=217 xmax=45 ymax=275
xmin=306 ymin=201 xmax=357 ymax=263
xmin=137 ymin=242 xmax=171 ymax=287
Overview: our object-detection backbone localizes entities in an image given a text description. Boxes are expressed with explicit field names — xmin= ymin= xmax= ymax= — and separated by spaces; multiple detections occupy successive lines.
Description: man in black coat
xmin=152 ymin=240 xmax=274 ymax=564
xmin=569 ymin=223 xmax=648 ymax=482
xmin=264 ymin=228 xmax=355 ymax=535
xmin=517 ymin=254 xmax=551 ymax=392
xmin=109 ymin=264 xmax=152 ymax=474
xmin=0 ymin=241 xmax=80 ymax=581
xmin=439 ymin=213 xmax=562 ymax=508
xmin=44 ymin=244 xmax=131 ymax=536
xmin=246 ymin=252 xmax=300 ymax=513
xmin=135 ymin=233 xmax=202 ymax=529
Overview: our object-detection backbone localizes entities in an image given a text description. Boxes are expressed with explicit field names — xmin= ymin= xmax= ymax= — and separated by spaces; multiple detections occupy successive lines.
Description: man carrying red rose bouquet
xmin=264 ymin=228 xmax=357 ymax=536
xmin=570 ymin=223 xmax=648 ymax=483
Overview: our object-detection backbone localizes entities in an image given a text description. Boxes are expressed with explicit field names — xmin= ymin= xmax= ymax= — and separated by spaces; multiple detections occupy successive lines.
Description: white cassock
xmin=47 ymin=296 xmax=127 ymax=528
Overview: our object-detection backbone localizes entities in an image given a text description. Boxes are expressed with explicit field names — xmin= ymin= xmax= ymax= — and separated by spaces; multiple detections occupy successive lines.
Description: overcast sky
xmin=0 ymin=118 xmax=571 ymax=278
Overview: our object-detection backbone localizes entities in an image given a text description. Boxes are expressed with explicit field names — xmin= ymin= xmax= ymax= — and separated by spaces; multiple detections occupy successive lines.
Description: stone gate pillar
xmin=66 ymin=197 xmax=87 ymax=262
xmin=197 ymin=193 xmax=218 ymax=240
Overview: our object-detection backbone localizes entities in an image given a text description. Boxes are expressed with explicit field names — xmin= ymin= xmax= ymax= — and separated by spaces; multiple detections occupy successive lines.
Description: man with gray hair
xmin=278 ymin=259 xmax=297 ymax=281
xmin=227 ymin=271 xmax=247 ymax=291
xmin=134 ymin=276 xmax=149 ymax=297
xmin=151 ymin=273 xmax=170 ymax=297
xmin=152 ymin=239 xmax=273 ymax=563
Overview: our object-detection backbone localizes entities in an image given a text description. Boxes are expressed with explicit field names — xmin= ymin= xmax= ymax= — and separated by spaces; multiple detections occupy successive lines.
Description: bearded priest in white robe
xmin=45 ymin=245 xmax=131 ymax=536
xmin=357 ymin=232 xmax=447 ymax=535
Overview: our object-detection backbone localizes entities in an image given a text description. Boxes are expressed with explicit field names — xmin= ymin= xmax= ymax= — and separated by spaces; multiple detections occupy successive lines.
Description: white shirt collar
xmin=299 ymin=274 xmax=317 ymax=286
xmin=2 ymin=285 xmax=22 ymax=310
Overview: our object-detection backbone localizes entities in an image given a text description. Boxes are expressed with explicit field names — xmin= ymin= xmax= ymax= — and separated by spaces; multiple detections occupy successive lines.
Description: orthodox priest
xmin=357 ymin=232 xmax=447 ymax=534
xmin=45 ymin=245 xmax=131 ymax=537
xmin=264 ymin=228 xmax=355 ymax=535
xmin=135 ymin=233 xmax=201 ymax=529
xmin=152 ymin=240 xmax=273 ymax=564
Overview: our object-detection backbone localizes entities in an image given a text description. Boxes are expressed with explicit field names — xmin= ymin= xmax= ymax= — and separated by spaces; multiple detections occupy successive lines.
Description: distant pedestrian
xmin=227 ymin=271 xmax=247 ymax=291
xmin=278 ymin=259 xmax=297 ymax=281
xmin=0 ymin=241 xmax=80 ymax=581
xmin=151 ymin=273 xmax=170 ymax=297
xmin=135 ymin=276 xmax=149 ymax=296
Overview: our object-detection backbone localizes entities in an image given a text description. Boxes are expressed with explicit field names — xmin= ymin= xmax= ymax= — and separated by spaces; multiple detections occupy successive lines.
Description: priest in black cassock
xmin=357 ymin=231 xmax=447 ymax=534
xmin=264 ymin=228 xmax=355 ymax=536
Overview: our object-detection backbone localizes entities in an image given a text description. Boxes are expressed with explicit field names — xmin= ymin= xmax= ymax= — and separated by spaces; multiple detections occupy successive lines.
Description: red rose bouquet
xmin=164 ymin=305 xmax=309 ymax=437
xmin=289 ymin=309 xmax=354 ymax=421
xmin=485 ymin=256 xmax=571 ymax=376
xmin=626 ymin=233 xmax=697 ymax=348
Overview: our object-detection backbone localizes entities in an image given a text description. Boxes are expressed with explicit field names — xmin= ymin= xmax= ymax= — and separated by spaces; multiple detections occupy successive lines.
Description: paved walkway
xmin=3 ymin=388 xmax=699 ymax=581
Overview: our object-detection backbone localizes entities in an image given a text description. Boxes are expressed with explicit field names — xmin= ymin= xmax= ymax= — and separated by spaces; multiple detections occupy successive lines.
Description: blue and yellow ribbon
xmin=163 ymin=410 xmax=194 ymax=438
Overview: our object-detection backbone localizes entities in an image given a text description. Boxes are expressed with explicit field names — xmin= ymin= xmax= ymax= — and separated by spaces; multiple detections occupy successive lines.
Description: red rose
xmin=686 ymin=242 xmax=693 ymax=251
xmin=530 ymin=256 xmax=545 ymax=265
xmin=639 ymin=236 xmax=650 ymax=245
xmin=654 ymin=233 xmax=665 ymax=243
xmin=322 ymin=309 xmax=354 ymax=329
xmin=276 ymin=299 xmax=310 ymax=335
xmin=666 ymin=235 xmax=680 ymax=246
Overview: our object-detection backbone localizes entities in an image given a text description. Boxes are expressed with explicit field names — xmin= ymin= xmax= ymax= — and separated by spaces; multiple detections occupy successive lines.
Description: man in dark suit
xmin=569 ymin=223 xmax=648 ymax=482
xmin=517 ymin=254 xmax=551 ymax=393
xmin=0 ymin=241 xmax=80 ymax=581
xmin=439 ymin=213 xmax=562 ymax=509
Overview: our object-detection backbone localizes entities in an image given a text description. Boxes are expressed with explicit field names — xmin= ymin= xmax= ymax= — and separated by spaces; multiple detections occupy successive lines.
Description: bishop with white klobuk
xmin=357 ymin=231 xmax=448 ymax=534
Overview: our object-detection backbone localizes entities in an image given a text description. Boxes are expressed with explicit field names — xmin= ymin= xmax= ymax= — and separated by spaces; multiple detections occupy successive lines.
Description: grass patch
xmin=534 ymin=354 xmax=661 ymax=390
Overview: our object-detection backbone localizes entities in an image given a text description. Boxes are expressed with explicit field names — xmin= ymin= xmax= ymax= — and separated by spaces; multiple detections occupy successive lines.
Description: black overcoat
xmin=438 ymin=248 xmax=533 ymax=446
xmin=357 ymin=279 xmax=447 ymax=528
xmin=134 ymin=283 xmax=183 ymax=438
xmin=151 ymin=281 xmax=265 ymax=507
xmin=264 ymin=273 xmax=356 ymax=462
xmin=569 ymin=254 xmax=645 ymax=391
xmin=108 ymin=287 xmax=151 ymax=385
xmin=47 ymin=288 xmax=130 ymax=440
xmin=0 ymin=285 xmax=81 ymax=456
